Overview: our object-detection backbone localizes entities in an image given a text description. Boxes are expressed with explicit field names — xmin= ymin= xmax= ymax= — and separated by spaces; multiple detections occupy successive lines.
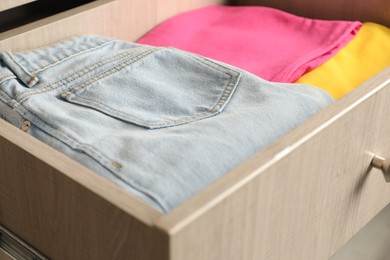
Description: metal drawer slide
xmin=0 ymin=225 xmax=47 ymax=260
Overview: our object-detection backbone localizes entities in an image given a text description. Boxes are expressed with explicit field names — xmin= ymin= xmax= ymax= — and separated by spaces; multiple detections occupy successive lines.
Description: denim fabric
xmin=0 ymin=36 xmax=333 ymax=212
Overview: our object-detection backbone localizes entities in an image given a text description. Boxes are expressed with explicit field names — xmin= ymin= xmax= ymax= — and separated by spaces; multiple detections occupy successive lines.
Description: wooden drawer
xmin=0 ymin=0 xmax=389 ymax=259
xmin=161 ymin=67 xmax=390 ymax=260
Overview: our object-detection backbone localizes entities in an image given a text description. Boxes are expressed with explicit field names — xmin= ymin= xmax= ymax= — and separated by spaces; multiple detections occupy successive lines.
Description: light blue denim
xmin=0 ymin=35 xmax=333 ymax=212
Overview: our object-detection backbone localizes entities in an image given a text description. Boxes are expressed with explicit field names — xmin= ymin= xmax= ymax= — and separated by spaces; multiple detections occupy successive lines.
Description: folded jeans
xmin=0 ymin=35 xmax=333 ymax=212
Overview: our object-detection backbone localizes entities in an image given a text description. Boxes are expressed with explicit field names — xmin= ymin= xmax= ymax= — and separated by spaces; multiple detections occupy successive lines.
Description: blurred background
xmin=332 ymin=203 xmax=390 ymax=260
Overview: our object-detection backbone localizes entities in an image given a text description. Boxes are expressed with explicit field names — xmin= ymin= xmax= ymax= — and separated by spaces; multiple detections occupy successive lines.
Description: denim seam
xmin=14 ymin=104 xmax=168 ymax=212
xmin=16 ymin=52 xmax=128 ymax=100
xmin=0 ymin=75 xmax=16 ymax=85
xmin=30 ymin=40 xmax=117 ymax=74
xmin=173 ymin=48 xmax=239 ymax=76
xmin=170 ymin=49 xmax=242 ymax=110
xmin=64 ymin=48 xmax=240 ymax=128
xmin=16 ymin=47 xmax=156 ymax=102
xmin=0 ymin=87 xmax=13 ymax=104
xmin=68 ymin=48 xmax=157 ymax=93
xmin=65 ymin=81 xmax=237 ymax=129
xmin=5 ymin=52 xmax=36 ymax=78
xmin=1 ymin=39 xmax=115 ymax=86
xmin=17 ymin=51 xmax=140 ymax=100
xmin=64 ymin=94 xmax=222 ymax=128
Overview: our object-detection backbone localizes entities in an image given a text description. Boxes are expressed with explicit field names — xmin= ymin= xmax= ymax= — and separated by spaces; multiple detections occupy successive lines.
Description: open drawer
xmin=0 ymin=0 xmax=390 ymax=259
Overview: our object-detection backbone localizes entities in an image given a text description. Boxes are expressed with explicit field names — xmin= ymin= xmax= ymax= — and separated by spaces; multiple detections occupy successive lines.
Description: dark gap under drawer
xmin=0 ymin=0 xmax=96 ymax=33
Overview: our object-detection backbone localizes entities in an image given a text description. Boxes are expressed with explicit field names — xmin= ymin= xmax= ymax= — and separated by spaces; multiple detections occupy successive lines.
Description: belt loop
xmin=0 ymin=51 xmax=39 ymax=88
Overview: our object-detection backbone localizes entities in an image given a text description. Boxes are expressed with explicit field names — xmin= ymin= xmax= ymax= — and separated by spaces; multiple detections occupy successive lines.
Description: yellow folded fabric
xmin=296 ymin=22 xmax=390 ymax=99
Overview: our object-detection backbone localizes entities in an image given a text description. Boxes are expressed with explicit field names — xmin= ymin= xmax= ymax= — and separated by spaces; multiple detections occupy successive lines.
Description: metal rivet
xmin=28 ymin=76 xmax=38 ymax=86
xmin=21 ymin=120 xmax=31 ymax=132
xmin=112 ymin=162 xmax=122 ymax=169
xmin=61 ymin=92 xmax=71 ymax=98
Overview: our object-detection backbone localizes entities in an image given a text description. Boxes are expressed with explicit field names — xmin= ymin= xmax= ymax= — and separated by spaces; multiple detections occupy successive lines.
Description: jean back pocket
xmin=60 ymin=48 xmax=241 ymax=129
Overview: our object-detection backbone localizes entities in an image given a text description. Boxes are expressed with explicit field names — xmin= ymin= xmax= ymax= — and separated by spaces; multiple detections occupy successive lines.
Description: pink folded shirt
xmin=137 ymin=6 xmax=361 ymax=83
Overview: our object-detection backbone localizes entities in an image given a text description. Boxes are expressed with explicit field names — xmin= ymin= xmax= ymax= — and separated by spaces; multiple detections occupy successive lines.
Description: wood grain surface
xmin=0 ymin=2 xmax=224 ymax=259
xmin=158 ymin=67 xmax=390 ymax=260
xmin=0 ymin=0 xmax=225 ymax=51
xmin=1 ymin=0 xmax=390 ymax=259
xmin=0 ymin=119 xmax=170 ymax=259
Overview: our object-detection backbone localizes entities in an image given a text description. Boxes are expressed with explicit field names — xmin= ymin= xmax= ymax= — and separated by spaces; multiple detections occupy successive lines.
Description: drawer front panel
xmin=163 ymin=68 xmax=390 ymax=260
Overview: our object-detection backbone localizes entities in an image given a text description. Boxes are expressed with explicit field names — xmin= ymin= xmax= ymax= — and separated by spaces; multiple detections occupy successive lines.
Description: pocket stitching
xmin=67 ymin=67 xmax=241 ymax=128
xmin=64 ymin=94 xmax=223 ymax=128
xmin=16 ymin=47 xmax=158 ymax=102
xmin=64 ymin=48 xmax=242 ymax=129
xmin=68 ymin=48 xmax=158 ymax=94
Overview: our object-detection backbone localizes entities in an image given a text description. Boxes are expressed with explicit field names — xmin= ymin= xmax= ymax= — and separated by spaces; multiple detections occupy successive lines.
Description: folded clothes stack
xmin=1 ymin=5 xmax=388 ymax=212
xmin=138 ymin=5 xmax=390 ymax=99
xmin=296 ymin=22 xmax=390 ymax=99
xmin=137 ymin=5 xmax=361 ymax=83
